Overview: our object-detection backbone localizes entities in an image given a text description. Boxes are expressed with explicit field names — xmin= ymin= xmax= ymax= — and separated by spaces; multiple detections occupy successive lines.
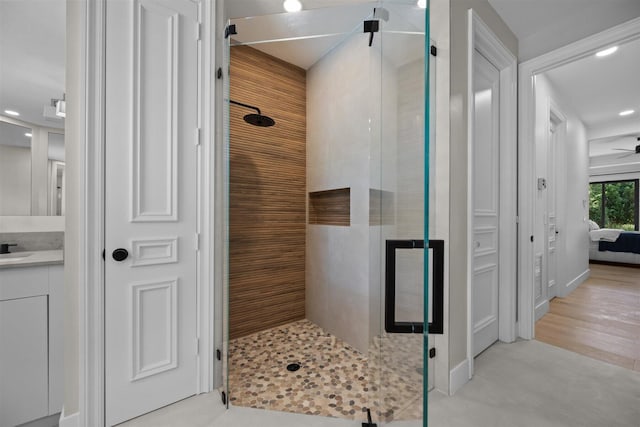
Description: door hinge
xmin=216 ymin=349 xmax=222 ymax=360
xmin=362 ymin=407 xmax=377 ymax=427
xmin=195 ymin=338 xmax=200 ymax=355
xmin=429 ymin=347 xmax=436 ymax=359
xmin=195 ymin=127 xmax=201 ymax=146
xmin=225 ymin=24 xmax=237 ymax=39
xmin=516 ymin=216 xmax=520 ymax=224
xmin=102 ymin=249 xmax=105 ymax=261
xmin=195 ymin=233 xmax=200 ymax=251
xmin=430 ymin=45 xmax=437 ymax=56
xmin=196 ymin=23 xmax=201 ymax=41
xmin=363 ymin=20 xmax=380 ymax=47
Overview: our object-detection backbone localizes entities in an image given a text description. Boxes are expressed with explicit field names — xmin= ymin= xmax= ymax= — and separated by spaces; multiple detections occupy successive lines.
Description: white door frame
xmin=77 ymin=1 xmax=217 ymax=425
xmin=466 ymin=10 xmax=518 ymax=378
xmin=545 ymin=100 xmax=566 ymax=302
xmin=517 ymin=16 xmax=640 ymax=340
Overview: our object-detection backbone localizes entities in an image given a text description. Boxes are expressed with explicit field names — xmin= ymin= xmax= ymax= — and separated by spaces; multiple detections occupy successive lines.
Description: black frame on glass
xmin=384 ymin=239 xmax=444 ymax=335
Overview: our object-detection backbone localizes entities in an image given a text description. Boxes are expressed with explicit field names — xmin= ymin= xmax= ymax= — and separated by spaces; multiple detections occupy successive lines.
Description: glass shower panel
xmin=221 ymin=17 xmax=232 ymax=408
xmin=222 ymin=2 xmax=431 ymax=425
xmin=371 ymin=1 xmax=431 ymax=425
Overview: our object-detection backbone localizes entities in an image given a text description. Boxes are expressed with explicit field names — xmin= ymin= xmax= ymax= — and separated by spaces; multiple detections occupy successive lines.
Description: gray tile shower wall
xmin=0 ymin=232 xmax=64 ymax=252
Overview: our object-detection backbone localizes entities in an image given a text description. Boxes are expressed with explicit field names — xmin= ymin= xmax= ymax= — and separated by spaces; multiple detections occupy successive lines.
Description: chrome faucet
xmin=0 ymin=243 xmax=17 ymax=254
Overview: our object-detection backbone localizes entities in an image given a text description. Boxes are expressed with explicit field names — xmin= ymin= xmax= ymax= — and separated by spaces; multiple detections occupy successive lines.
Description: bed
xmin=588 ymin=222 xmax=640 ymax=265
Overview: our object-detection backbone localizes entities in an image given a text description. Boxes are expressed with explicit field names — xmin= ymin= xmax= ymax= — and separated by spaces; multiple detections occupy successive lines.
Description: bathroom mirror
xmin=0 ymin=0 xmax=65 ymax=219
xmin=0 ymin=117 xmax=65 ymax=217
xmin=0 ymin=120 xmax=33 ymax=216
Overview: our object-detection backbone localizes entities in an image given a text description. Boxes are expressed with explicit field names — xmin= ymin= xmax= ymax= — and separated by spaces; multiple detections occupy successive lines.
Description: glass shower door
xmin=369 ymin=1 xmax=436 ymax=425
xmin=220 ymin=2 xmax=433 ymax=425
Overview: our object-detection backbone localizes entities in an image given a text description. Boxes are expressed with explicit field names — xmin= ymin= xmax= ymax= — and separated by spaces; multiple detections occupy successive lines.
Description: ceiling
xmin=538 ymin=31 xmax=640 ymax=157
xmin=0 ymin=0 xmax=65 ymax=129
xmin=487 ymin=0 xmax=640 ymax=157
xmin=1 ymin=0 xmax=637 ymax=155
xmin=229 ymin=0 xmax=424 ymax=70
xmin=227 ymin=0 xmax=374 ymax=19
xmin=488 ymin=0 xmax=640 ymax=61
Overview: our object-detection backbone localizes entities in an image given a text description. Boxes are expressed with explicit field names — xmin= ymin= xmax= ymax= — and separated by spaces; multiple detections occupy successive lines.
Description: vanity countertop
xmin=0 ymin=250 xmax=64 ymax=269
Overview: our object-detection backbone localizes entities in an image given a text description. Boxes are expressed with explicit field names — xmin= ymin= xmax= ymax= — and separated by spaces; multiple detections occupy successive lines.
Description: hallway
xmin=536 ymin=263 xmax=640 ymax=371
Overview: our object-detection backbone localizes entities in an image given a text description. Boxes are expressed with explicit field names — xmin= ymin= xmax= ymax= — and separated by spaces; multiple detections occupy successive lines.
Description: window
xmin=589 ymin=179 xmax=639 ymax=231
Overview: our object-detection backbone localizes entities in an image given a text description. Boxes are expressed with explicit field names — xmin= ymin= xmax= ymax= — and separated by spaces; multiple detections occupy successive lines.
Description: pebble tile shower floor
xmin=228 ymin=319 xmax=423 ymax=422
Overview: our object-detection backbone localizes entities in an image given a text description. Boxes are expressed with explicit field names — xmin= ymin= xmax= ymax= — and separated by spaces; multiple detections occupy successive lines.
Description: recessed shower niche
xmin=308 ymin=188 xmax=351 ymax=226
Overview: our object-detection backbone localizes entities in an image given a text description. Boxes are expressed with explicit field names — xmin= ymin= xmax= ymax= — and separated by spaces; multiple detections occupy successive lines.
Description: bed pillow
xmin=588 ymin=220 xmax=600 ymax=231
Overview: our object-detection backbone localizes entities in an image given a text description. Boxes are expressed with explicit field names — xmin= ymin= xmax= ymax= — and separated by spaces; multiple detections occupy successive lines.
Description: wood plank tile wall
xmin=229 ymin=46 xmax=307 ymax=339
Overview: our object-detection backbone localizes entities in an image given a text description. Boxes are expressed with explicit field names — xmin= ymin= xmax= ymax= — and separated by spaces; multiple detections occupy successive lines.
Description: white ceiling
xmin=487 ymin=0 xmax=640 ymax=157
xmin=542 ymin=36 xmax=640 ymax=156
xmin=229 ymin=0 xmax=424 ymax=70
xmin=0 ymin=0 xmax=65 ymax=129
xmin=1 ymin=0 xmax=636 ymax=156
xmin=227 ymin=0 xmax=375 ymax=19
xmin=488 ymin=0 xmax=640 ymax=61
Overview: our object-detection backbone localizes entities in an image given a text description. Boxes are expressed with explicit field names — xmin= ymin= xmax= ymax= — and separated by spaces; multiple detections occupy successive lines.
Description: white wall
xmin=306 ymin=20 xmax=429 ymax=355
xmin=63 ymin=0 xmax=83 ymax=415
xmin=449 ymin=0 xmax=517 ymax=376
xmin=306 ymin=32 xmax=380 ymax=354
xmin=590 ymin=154 xmax=640 ymax=177
xmin=534 ymin=74 xmax=589 ymax=299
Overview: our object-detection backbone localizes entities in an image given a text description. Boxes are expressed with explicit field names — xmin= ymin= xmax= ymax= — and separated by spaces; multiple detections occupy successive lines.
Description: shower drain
xmin=286 ymin=363 xmax=301 ymax=372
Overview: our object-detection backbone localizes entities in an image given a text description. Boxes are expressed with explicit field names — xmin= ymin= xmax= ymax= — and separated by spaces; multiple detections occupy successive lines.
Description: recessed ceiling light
xmin=595 ymin=46 xmax=618 ymax=57
xmin=25 ymin=133 xmax=32 ymax=138
xmin=283 ymin=0 xmax=302 ymax=13
xmin=4 ymin=110 xmax=20 ymax=116
xmin=417 ymin=0 xmax=427 ymax=8
xmin=619 ymin=109 xmax=635 ymax=116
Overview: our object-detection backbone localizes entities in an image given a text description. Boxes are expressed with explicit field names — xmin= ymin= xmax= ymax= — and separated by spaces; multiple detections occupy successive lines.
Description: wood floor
xmin=535 ymin=263 xmax=640 ymax=372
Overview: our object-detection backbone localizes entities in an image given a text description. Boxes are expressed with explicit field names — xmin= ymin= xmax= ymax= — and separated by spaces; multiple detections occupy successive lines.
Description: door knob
xmin=112 ymin=248 xmax=129 ymax=262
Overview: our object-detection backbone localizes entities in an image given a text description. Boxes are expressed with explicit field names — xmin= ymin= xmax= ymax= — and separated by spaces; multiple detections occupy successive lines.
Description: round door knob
xmin=112 ymin=248 xmax=129 ymax=262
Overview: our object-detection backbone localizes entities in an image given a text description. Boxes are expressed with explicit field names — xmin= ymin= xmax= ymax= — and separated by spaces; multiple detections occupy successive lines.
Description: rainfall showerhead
xmin=243 ymin=113 xmax=275 ymax=127
xmin=229 ymin=100 xmax=276 ymax=127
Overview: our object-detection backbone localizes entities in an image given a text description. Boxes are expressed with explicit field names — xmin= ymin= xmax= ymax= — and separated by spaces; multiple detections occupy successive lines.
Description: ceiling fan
xmin=613 ymin=137 xmax=640 ymax=158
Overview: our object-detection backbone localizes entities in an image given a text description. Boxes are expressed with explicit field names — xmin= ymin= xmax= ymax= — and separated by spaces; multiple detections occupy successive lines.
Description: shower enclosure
xmin=220 ymin=1 xmax=438 ymax=425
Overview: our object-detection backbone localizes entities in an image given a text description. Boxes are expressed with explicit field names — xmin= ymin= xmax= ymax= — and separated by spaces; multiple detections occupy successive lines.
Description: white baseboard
xmin=449 ymin=359 xmax=470 ymax=395
xmin=59 ymin=408 xmax=79 ymax=427
xmin=534 ymin=299 xmax=549 ymax=322
xmin=561 ymin=268 xmax=590 ymax=297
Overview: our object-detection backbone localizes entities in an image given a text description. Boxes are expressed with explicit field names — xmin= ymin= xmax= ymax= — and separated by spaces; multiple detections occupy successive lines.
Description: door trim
xmin=466 ymin=10 xmax=518 ymax=378
xmin=518 ymin=16 xmax=640 ymax=340
xmin=79 ymin=1 xmax=215 ymax=425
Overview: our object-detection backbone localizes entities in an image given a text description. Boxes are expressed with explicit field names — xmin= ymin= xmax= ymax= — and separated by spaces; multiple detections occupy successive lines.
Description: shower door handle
xmin=384 ymin=239 xmax=444 ymax=335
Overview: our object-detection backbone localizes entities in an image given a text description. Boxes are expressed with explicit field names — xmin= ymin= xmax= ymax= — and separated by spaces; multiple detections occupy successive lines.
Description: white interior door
xmin=105 ymin=0 xmax=199 ymax=425
xmin=546 ymin=122 xmax=558 ymax=299
xmin=472 ymin=50 xmax=500 ymax=357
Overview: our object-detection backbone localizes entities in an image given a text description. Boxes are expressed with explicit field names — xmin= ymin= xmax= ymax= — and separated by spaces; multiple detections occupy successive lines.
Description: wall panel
xmin=229 ymin=46 xmax=306 ymax=339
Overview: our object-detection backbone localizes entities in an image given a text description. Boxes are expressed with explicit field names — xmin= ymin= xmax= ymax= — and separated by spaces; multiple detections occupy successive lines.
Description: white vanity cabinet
xmin=0 ymin=263 xmax=63 ymax=427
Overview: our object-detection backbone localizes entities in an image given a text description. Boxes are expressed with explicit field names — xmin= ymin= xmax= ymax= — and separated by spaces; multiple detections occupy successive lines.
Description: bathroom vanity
xmin=0 ymin=250 xmax=63 ymax=427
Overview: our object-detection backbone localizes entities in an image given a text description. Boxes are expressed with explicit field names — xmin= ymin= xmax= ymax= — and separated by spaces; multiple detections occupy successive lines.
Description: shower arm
xmin=229 ymin=99 xmax=262 ymax=115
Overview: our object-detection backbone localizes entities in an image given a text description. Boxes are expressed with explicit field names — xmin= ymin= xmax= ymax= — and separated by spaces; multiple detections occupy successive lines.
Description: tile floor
xmin=121 ymin=339 xmax=640 ymax=427
xmin=228 ymin=319 xmax=424 ymax=422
